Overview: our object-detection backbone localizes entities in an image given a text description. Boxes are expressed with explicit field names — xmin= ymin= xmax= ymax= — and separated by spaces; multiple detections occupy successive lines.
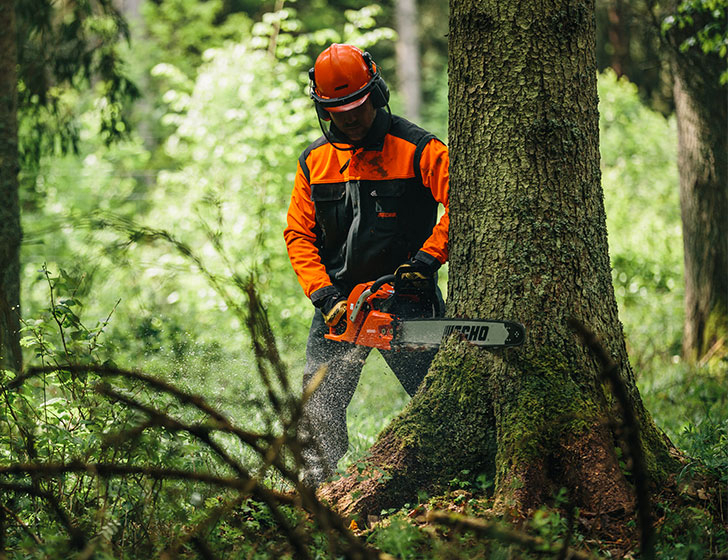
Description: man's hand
xmin=315 ymin=292 xmax=348 ymax=326
xmin=395 ymin=257 xmax=437 ymax=297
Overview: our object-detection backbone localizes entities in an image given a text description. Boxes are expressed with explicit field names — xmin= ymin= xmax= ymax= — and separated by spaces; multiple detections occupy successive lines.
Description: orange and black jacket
xmin=284 ymin=109 xmax=449 ymax=306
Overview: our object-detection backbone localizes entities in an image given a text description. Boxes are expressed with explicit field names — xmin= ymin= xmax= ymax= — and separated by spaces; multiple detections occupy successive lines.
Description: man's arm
xmin=394 ymin=139 xmax=449 ymax=297
xmin=417 ymin=138 xmax=449 ymax=265
xmin=283 ymin=161 xmax=334 ymax=298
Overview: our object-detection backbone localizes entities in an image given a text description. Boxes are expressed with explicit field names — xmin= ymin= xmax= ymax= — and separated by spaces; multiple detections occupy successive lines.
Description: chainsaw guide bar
xmin=394 ymin=318 xmax=525 ymax=349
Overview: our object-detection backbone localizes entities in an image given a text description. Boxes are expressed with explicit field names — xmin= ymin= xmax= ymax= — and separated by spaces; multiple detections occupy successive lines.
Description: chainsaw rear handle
xmin=349 ymin=274 xmax=396 ymax=323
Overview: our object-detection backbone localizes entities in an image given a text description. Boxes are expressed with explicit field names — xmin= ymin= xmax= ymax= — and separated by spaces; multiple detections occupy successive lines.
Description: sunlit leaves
xmin=16 ymin=0 xmax=138 ymax=167
xmin=599 ymin=70 xmax=682 ymax=362
xmin=661 ymin=0 xmax=728 ymax=83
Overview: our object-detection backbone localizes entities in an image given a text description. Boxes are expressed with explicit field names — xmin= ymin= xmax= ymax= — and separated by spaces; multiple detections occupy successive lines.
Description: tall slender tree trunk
xmin=395 ymin=0 xmax=422 ymax=122
xmin=605 ymin=0 xmax=630 ymax=77
xmin=321 ymin=0 xmax=680 ymax=529
xmin=670 ymin=44 xmax=728 ymax=362
xmin=0 ymin=0 xmax=23 ymax=374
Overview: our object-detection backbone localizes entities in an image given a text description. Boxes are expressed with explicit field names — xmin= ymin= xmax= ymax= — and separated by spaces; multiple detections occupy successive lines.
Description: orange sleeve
xmin=283 ymin=161 xmax=333 ymax=298
xmin=418 ymin=139 xmax=449 ymax=264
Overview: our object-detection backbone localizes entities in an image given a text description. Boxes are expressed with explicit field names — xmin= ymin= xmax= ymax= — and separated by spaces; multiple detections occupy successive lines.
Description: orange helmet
xmin=309 ymin=44 xmax=389 ymax=117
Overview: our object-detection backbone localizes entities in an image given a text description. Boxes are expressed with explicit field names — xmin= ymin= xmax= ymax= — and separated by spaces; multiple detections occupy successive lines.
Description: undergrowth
xmin=1 ymin=266 xmax=726 ymax=559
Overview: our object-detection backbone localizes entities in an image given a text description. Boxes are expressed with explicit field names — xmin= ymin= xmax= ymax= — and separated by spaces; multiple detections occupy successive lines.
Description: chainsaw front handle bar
xmin=349 ymin=274 xmax=396 ymax=323
xmin=370 ymin=274 xmax=396 ymax=293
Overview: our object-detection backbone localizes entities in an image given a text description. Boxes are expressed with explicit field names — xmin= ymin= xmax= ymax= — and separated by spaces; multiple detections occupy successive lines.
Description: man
xmin=284 ymin=43 xmax=449 ymax=487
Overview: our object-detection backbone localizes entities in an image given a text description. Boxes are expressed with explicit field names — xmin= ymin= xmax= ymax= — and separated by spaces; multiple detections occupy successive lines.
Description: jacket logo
xmin=377 ymin=212 xmax=397 ymax=218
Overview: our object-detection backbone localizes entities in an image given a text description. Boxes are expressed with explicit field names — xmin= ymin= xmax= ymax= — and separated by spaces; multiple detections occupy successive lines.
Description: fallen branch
xmin=426 ymin=510 xmax=598 ymax=560
xmin=568 ymin=317 xmax=655 ymax=560
xmin=0 ymin=482 xmax=85 ymax=550
xmin=0 ymin=463 xmax=293 ymax=503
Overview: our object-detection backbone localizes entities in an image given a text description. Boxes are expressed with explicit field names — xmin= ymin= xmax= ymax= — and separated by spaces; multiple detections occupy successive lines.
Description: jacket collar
xmin=328 ymin=108 xmax=391 ymax=151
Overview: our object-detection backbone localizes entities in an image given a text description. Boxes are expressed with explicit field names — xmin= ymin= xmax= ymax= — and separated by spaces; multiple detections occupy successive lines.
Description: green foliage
xmin=662 ymin=0 xmax=728 ymax=83
xmin=655 ymin=501 xmax=728 ymax=559
xmin=641 ymin=360 xmax=728 ymax=476
xmin=599 ymin=69 xmax=682 ymax=367
xmin=142 ymin=0 xmax=252 ymax=78
xmin=371 ymin=515 xmax=427 ymax=560
xmin=1 ymin=282 xmax=211 ymax=557
xmin=16 ymin=0 xmax=139 ymax=167
xmin=19 ymin=265 xmax=118 ymax=366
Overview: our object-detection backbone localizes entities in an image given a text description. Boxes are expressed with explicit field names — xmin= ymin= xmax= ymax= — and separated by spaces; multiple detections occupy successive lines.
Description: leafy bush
xmin=599 ymin=69 xmax=683 ymax=368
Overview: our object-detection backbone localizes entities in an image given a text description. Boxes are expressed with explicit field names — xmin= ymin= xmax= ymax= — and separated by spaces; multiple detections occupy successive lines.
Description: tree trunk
xmin=320 ymin=0 xmax=681 ymax=526
xmin=0 ymin=0 xmax=23 ymax=374
xmin=395 ymin=0 xmax=422 ymax=122
xmin=605 ymin=0 xmax=630 ymax=77
xmin=670 ymin=40 xmax=728 ymax=362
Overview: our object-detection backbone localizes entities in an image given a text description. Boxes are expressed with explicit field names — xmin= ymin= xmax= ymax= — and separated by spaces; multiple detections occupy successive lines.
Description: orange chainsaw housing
xmin=324 ymin=279 xmax=398 ymax=350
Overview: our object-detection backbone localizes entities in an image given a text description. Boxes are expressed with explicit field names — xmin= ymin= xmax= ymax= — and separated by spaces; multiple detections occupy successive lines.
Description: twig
xmin=698 ymin=336 xmax=725 ymax=367
xmin=0 ymin=482 xmax=85 ymax=550
xmin=426 ymin=510 xmax=598 ymax=560
xmin=0 ymin=464 xmax=294 ymax=503
xmin=95 ymin=385 xmax=313 ymax=560
xmin=10 ymin=365 xmax=275 ymax=450
xmin=1 ymin=503 xmax=42 ymax=545
xmin=568 ymin=318 xmax=655 ymax=560
xmin=159 ymin=493 xmax=247 ymax=560
xmin=43 ymin=265 xmax=72 ymax=363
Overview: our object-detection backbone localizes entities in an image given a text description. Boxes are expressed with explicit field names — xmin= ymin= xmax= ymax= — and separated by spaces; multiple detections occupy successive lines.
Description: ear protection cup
xmin=362 ymin=52 xmax=390 ymax=109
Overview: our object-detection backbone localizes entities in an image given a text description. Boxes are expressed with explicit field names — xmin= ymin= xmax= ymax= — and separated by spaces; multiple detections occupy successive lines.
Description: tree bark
xmin=669 ymin=37 xmax=728 ymax=362
xmin=0 ymin=0 xmax=23 ymax=373
xmin=395 ymin=0 xmax=422 ymax=122
xmin=320 ymin=0 xmax=681 ymax=529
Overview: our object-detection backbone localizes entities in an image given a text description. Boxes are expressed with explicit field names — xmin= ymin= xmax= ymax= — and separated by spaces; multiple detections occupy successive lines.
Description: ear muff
xmin=309 ymin=50 xmax=390 ymax=120
xmin=361 ymin=52 xmax=390 ymax=109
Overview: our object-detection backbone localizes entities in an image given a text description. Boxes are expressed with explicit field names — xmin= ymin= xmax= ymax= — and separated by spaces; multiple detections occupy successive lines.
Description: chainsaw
xmin=325 ymin=274 xmax=525 ymax=350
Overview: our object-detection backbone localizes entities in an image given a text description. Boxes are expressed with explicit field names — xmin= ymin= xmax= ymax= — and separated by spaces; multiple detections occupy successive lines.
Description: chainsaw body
xmin=324 ymin=276 xmax=404 ymax=350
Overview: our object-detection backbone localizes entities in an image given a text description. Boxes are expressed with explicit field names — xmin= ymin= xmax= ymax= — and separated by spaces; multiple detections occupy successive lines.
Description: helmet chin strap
xmin=316 ymin=113 xmax=356 ymax=154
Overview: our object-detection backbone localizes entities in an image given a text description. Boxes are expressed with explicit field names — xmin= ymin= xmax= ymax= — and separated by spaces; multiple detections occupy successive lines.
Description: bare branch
xmin=427 ymin=510 xmax=598 ymax=560
xmin=568 ymin=317 xmax=655 ymax=560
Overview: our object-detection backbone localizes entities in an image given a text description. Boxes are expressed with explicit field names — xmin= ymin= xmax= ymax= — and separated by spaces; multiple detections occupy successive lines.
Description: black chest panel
xmin=311 ymin=178 xmax=437 ymax=293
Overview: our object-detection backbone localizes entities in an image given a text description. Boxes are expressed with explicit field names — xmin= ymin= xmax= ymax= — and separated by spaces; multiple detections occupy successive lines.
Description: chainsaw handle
xmin=349 ymin=275 xmax=396 ymax=323
xmin=370 ymin=274 xmax=396 ymax=294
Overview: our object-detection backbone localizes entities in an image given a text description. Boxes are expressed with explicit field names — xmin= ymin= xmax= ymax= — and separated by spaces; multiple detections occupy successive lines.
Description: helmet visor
xmin=325 ymin=92 xmax=371 ymax=113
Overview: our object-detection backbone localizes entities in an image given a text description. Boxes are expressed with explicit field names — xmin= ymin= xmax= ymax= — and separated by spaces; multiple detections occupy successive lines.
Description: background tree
xmin=662 ymin=1 xmax=727 ymax=362
xmin=0 ymin=0 xmax=136 ymax=372
xmin=394 ymin=0 xmax=422 ymax=121
xmin=594 ymin=0 xmax=673 ymax=113
xmin=0 ymin=0 xmax=22 ymax=373
xmin=321 ymin=0 xmax=681 ymax=536
xmin=595 ymin=0 xmax=727 ymax=362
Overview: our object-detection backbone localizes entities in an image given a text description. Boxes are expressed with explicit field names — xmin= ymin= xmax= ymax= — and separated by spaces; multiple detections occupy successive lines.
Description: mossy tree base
xmin=319 ymin=340 xmax=679 ymax=526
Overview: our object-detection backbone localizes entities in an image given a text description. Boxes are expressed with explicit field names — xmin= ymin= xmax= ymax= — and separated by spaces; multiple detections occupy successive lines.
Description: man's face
xmin=328 ymin=99 xmax=376 ymax=142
